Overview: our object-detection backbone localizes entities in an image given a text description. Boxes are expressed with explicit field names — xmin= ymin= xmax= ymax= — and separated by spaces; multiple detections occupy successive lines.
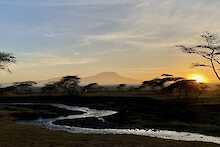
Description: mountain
xmin=38 ymin=72 xmax=140 ymax=86
xmin=81 ymin=72 xmax=140 ymax=85
xmin=37 ymin=77 xmax=61 ymax=87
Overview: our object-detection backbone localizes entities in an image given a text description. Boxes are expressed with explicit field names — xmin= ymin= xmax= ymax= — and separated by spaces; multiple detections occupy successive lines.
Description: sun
xmin=187 ymin=74 xmax=207 ymax=83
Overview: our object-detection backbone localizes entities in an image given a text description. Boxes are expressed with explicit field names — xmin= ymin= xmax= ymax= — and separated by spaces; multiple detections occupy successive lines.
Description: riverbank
xmin=1 ymin=95 xmax=220 ymax=137
xmin=0 ymin=108 xmax=219 ymax=147
xmin=54 ymin=96 xmax=220 ymax=137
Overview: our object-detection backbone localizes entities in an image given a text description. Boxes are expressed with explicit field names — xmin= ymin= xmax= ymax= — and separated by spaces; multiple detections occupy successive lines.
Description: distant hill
xmin=38 ymin=72 xmax=140 ymax=86
xmin=81 ymin=72 xmax=140 ymax=85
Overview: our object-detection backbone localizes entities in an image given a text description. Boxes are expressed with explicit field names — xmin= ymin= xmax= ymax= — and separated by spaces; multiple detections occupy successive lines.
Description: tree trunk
xmin=211 ymin=59 xmax=220 ymax=80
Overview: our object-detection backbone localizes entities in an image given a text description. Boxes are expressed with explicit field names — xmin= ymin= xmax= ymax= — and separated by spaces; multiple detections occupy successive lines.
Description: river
xmin=4 ymin=103 xmax=220 ymax=145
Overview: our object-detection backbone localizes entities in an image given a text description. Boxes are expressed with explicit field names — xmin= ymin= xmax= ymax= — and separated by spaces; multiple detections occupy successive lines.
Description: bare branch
xmin=161 ymin=74 xmax=173 ymax=77
xmin=213 ymin=58 xmax=220 ymax=65
xmin=195 ymin=45 xmax=220 ymax=50
xmin=191 ymin=63 xmax=211 ymax=68
xmin=177 ymin=32 xmax=220 ymax=80
xmin=176 ymin=45 xmax=197 ymax=54
xmin=214 ymin=52 xmax=220 ymax=55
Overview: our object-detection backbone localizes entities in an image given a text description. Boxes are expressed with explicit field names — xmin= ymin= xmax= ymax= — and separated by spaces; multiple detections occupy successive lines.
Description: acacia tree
xmin=13 ymin=81 xmax=37 ymax=94
xmin=56 ymin=76 xmax=81 ymax=95
xmin=0 ymin=52 xmax=16 ymax=72
xmin=42 ymin=83 xmax=58 ymax=94
xmin=177 ymin=32 xmax=220 ymax=80
xmin=162 ymin=80 xmax=208 ymax=98
xmin=141 ymin=75 xmax=184 ymax=90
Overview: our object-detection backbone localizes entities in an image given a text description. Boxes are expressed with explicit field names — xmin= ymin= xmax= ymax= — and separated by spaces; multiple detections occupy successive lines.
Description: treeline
xmin=0 ymin=74 xmax=209 ymax=98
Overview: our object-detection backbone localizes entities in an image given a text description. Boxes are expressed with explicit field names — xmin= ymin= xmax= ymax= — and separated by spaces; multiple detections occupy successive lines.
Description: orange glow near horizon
xmin=187 ymin=74 xmax=208 ymax=83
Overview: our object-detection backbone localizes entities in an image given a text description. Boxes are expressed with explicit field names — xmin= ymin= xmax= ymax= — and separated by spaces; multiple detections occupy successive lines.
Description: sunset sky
xmin=1 ymin=0 xmax=220 ymax=83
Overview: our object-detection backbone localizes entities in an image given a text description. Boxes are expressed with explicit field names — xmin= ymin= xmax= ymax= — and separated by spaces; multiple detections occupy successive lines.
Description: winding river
xmin=5 ymin=103 xmax=220 ymax=145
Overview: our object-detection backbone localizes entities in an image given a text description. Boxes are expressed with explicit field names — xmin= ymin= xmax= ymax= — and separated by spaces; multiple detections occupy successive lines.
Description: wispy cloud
xmin=0 ymin=0 xmax=134 ymax=7
xmin=2 ymin=0 xmax=220 ymax=82
xmin=18 ymin=54 xmax=98 ymax=67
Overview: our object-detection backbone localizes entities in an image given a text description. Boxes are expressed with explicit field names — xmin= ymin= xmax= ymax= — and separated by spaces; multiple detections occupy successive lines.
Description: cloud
xmin=84 ymin=32 xmax=146 ymax=43
xmin=2 ymin=0 xmax=220 ymax=82
xmin=72 ymin=0 xmax=220 ymax=53
xmin=0 ymin=0 xmax=134 ymax=7
xmin=17 ymin=54 xmax=98 ymax=68
xmin=38 ymin=56 xmax=98 ymax=65
xmin=79 ymin=29 xmax=177 ymax=54
xmin=43 ymin=32 xmax=66 ymax=38
xmin=87 ymin=0 xmax=220 ymax=50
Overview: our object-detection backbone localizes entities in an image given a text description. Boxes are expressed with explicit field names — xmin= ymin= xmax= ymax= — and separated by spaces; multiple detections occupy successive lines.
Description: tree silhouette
xmin=177 ymin=32 xmax=220 ymax=80
xmin=141 ymin=75 xmax=184 ymax=90
xmin=0 ymin=85 xmax=16 ymax=95
xmin=56 ymin=76 xmax=81 ymax=95
xmin=14 ymin=81 xmax=37 ymax=86
xmin=83 ymin=83 xmax=99 ymax=93
xmin=42 ymin=83 xmax=58 ymax=94
xmin=161 ymin=74 xmax=173 ymax=77
xmin=117 ymin=84 xmax=127 ymax=91
xmin=162 ymin=80 xmax=208 ymax=98
xmin=13 ymin=81 xmax=37 ymax=94
xmin=0 ymin=52 xmax=16 ymax=72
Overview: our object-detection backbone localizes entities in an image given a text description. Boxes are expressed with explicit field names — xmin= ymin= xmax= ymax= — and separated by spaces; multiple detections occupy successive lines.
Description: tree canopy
xmin=0 ymin=52 xmax=16 ymax=72
xmin=177 ymin=32 xmax=220 ymax=80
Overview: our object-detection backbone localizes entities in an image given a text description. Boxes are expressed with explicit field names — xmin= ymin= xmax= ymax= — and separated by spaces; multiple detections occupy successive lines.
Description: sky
xmin=1 ymin=0 xmax=220 ymax=83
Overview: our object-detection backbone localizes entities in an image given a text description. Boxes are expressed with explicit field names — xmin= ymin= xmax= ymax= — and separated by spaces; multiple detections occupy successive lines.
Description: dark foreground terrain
xmin=51 ymin=96 xmax=220 ymax=137
xmin=0 ymin=111 xmax=219 ymax=147
xmin=0 ymin=95 xmax=220 ymax=146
